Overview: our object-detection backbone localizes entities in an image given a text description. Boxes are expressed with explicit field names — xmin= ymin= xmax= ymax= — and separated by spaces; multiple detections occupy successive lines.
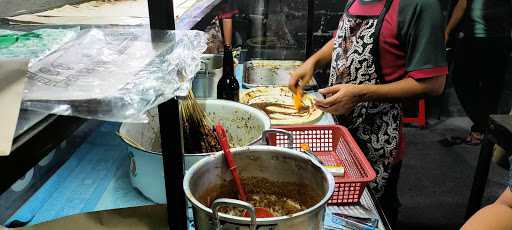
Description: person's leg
xmin=474 ymin=38 xmax=512 ymax=134
xmin=379 ymin=161 xmax=403 ymax=228
xmin=453 ymin=38 xmax=482 ymax=132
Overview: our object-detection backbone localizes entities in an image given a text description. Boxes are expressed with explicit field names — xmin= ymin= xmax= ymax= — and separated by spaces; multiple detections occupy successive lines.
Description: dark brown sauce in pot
xmin=198 ymin=177 xmax=321 ymax=217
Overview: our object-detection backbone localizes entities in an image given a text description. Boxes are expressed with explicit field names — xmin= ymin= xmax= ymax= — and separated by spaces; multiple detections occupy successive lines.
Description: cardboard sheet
xmin=2 ymin=205 xmax=168 ymax=229
xmin=7 ymin=0 xmax=200 ymax=26
xmin=0 ymin=60 xmax=29 ymax=156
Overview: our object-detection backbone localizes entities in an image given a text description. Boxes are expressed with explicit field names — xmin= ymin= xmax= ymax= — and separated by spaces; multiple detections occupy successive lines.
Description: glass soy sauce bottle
xmin=217 ymin=45 xmax=239 ymax=102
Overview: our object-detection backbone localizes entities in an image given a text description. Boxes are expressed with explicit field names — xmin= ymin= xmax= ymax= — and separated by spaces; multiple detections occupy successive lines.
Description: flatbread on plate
xmin=240 ymin=87 xmax=323 ymax=125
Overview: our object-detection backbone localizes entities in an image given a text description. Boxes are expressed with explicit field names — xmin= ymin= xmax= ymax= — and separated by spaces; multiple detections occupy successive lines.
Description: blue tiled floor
xmin=6 ymin=122 xmax=154 ymax=226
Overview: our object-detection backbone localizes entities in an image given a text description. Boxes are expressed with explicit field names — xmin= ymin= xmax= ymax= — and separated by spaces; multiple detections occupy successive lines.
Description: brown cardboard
xmin=2 ymin=205 xmax=169 ymax=229
xmin=0 ymin=59 xmax=29 ymax=156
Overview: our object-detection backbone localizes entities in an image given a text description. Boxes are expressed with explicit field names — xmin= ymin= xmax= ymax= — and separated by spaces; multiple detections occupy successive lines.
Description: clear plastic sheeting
xmin=175 ymin=0 xmax=222 ymax=29
xmin=0 ymin=28 xmax=79 ymax=64
xmin=22 ymin=29 xmax=207 ymax=122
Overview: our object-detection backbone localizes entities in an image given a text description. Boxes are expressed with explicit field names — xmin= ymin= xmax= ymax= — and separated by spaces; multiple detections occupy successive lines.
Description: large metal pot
xmin=184 ymin=146 xmax=335 ymax=230
xmin=118 ymin=99 xmax=271 ymax=203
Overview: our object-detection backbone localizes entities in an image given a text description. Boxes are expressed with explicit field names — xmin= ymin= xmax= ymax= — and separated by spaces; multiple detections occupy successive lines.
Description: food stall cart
xmin=0 ymin=0 xmax=391 ymax=229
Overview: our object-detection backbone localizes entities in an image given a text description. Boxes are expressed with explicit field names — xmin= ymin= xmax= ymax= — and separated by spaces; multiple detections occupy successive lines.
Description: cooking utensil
xmin=333 ymin=213 xmax=379 ymax=228
xmin=214 ymin=123 xmax=247 ymax=200
xmin=184 ymin=145 xmax=335 ymax=230
xmin=325 ymin=212 xmax=378 ymax=230
xmin=299 ymin=143 xmax=323 ymax=163
xmin=293 ymin=90 xmax=303 ymax=110
xmin=214 ymin=123 xmax=274 ymax=218
xmin=294 ymin=74 xmax=312 ymax=110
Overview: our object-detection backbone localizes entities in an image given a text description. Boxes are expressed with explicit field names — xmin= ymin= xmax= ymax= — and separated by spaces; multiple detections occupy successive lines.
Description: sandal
xmin=438 ymin=136 xmax=465 ymax=147
xmin=464 ymin=132 xmax=482 ymax=146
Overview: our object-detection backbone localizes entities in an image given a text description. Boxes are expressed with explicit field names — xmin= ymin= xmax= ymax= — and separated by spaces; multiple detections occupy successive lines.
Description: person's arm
xmin=314 ymin=76 xmax=446 ymax=115
xmin=445 ymin=0 xmax=467 ymax=42
xmin=308 ymin=38 xmax=335 ymax=69
xmin=496 ymin=187 xmax=512 ymax=207
xmin=461 ymin=189 xmax=512 ymax=230
xmin=289 ymin=39 xmax=334 ymax=93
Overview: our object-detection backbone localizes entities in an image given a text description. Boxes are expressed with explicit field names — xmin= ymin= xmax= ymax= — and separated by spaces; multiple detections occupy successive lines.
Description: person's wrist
xmin=353 ymin=84 xmax=371 ymax=103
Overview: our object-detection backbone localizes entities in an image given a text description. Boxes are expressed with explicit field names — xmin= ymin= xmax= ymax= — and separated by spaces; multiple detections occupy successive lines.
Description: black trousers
xmin=453 ymin=37 xmax=512 ymax=133
xmin=379 ymin=161 xmax=402 ymax=228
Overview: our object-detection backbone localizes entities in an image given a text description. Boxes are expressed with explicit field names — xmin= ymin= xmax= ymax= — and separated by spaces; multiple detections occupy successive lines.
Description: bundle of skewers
xmin=180 ymin=91 xmax=221 ymax=153
xmin=180 ymin=10 xmax=240 ymax=154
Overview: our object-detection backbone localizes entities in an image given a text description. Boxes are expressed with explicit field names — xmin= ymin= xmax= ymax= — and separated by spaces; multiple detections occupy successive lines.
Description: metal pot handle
xmin=212 ymin=198 xmax=257 ymax=230
xmin=261 ymin=129 xmax=293 ymax=148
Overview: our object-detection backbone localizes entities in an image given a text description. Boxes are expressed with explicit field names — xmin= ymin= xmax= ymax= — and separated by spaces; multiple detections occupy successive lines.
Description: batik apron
xmin=328 ymin=0 xmax=401 ymax=197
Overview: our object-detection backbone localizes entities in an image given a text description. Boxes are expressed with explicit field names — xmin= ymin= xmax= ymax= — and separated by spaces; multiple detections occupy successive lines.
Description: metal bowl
xmin=243 ymin=60 xmax=317 ymax=89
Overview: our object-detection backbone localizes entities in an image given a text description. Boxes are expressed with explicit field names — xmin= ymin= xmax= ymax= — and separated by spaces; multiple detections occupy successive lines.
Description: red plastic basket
xmin=266 ymin=125 xmax=376 ymax=204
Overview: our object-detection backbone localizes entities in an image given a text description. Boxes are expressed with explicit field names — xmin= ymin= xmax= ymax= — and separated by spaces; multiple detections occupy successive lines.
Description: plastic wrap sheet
xmin=0 ymin=28 xmax=79 ymax=64
xmin=175 ymin=0 xmax=222 ymax=29
xmin=22 ymin=29 xmax=207 ymax=122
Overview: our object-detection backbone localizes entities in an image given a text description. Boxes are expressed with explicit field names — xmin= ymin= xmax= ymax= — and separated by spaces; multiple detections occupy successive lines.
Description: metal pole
xmin=305 ymin=0 xmax=315 ymax=58
xmin=148 ymin=0 xmax=175 ymax=29
xmin=465 ymin=135 xmax=495 ymax=219
xmin=147 ymin=0 xmax=188 ymax=229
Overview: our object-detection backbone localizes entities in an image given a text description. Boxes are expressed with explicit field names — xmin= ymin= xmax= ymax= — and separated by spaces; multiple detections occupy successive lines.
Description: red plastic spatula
xmin=214 ymin=123 xmax=273 ymax=218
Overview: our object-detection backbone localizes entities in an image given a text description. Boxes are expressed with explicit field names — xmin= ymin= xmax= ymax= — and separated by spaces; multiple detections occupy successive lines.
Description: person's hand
xmin=289 ymin=60 xmax=315 ymax=93
xmin=444 ymin=29 xmax=451 ymax=44
xmin=314 ymin=84 xmax=363 ymax=115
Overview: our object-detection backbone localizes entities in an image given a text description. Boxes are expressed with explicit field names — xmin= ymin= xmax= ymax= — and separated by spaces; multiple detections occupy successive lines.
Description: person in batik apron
xmin=290 ymin=0 xmax=448 ymax=225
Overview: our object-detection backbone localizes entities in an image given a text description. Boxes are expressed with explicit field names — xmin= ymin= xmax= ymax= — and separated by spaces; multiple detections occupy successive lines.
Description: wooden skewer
xmin=180 ymin=90 xmax=220 ymax=153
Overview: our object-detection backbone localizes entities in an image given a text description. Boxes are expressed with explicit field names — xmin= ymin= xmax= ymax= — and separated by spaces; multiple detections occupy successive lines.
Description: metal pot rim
xmin=183 ymin=145 xmax=335 ymax=224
